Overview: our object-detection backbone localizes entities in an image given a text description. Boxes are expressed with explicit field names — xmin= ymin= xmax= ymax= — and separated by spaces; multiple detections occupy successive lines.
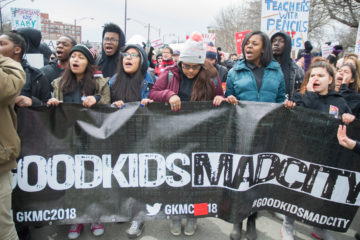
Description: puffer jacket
xmin=0 ymin=55 xmax=26 ymax=173
xmin=225 ymin=59 xmax=286 ymax=103
xmin=51 ymin=76 xmax=111 ymax=104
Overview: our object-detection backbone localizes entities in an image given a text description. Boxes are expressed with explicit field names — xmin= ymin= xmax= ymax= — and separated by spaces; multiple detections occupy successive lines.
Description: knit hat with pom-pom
xmin=179 ymin=32 xmax=206 ymax=64
xmin=206 ymin=42 xmax=217 ymax=60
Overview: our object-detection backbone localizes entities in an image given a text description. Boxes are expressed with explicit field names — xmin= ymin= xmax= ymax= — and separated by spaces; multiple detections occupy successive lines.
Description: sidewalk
xmin=30 ymin=211 xmax=358 ymax=240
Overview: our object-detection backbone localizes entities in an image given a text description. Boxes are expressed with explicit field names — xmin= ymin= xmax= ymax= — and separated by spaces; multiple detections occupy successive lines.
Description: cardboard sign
xmin=261 ymin=0 xmax=310 ymax=49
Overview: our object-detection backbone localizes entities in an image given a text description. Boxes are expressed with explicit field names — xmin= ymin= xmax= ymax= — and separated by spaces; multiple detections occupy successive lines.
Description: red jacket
xmin=149 ymin=64 xmax=224 ymax=102
xmin=154 ymin=59 xmax=175 ymax=76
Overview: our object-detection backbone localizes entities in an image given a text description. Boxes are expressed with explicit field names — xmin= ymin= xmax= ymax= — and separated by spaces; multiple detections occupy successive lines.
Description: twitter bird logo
xmin=146 ymin=203 xmax=162 ymax=216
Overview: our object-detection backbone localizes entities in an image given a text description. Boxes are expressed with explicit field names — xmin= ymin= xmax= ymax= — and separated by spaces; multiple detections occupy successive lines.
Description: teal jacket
xmin=225 ymin=59 xmax=286 ymax=103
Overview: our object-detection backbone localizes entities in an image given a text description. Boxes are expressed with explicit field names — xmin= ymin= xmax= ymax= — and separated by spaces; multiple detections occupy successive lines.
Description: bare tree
xmin=321 ymin=0 xmax=359 ymax=28
xmin=212 ymin=0 xmax=261 ymax=53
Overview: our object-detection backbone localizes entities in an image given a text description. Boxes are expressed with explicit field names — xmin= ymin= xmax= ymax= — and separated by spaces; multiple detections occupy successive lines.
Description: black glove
xmin=304 ymin=41 xmax=313 ymax=53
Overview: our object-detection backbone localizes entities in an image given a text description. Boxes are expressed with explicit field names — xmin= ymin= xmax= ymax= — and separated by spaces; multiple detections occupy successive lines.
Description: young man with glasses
xmin=155 ymin=46 xmax=175 ymax=76
xmin=96 ymin=23 xmax=125 ymax=78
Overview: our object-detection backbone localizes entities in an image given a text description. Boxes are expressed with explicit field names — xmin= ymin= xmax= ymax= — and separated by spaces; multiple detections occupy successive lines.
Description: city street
xmin=30 ymin=210 xmax=359 ymax=240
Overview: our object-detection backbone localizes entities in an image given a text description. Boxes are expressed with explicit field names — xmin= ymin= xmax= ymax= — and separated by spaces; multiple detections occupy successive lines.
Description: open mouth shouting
xmin=104 ymin=45 xmax=114 ymax=55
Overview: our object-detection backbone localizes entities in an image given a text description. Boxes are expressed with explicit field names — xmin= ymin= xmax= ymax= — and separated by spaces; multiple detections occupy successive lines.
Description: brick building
xmin=41 ymin=13 xmax=81 ymax=42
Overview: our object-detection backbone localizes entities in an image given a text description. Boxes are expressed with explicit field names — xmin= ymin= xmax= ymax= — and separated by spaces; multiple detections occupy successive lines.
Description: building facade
xmin=41 ymin=13 xmax=82 ymax=42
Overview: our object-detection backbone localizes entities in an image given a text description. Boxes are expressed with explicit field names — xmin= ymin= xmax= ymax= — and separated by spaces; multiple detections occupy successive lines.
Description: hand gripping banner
xmin=12 ymin=102 xmax=360 ymax=232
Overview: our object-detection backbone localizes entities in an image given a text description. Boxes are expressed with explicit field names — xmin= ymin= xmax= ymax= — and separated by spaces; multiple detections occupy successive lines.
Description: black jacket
xmin=21 ymin=59 xmax=51 ymax=106
xmin=354 ymin=141 xmax=360 ymax=154
xmin=215 ymin=64 xmax=228 ymax=83
xmin=339 ymin=84 xmax=360 ymax=118
xmin=271 ymin=32 xmax=304 ymax=99
xmin=40 ymin=61 xmax=64 ymax=87
xmin=293 ymin=90 xmax=351 ymax=118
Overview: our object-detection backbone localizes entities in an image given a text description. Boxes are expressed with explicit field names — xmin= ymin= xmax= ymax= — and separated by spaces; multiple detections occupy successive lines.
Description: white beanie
xmin=179 ymin=32 xmax=206 ymax=64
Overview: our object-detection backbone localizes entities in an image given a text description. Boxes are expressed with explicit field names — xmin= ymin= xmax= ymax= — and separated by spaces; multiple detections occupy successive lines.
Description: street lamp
xmin=74 ymin=17 xmax=94 ymax=43
xmin=0 ymin=0 xmax=34 ymax=33
xmin=126 ymin=17 xmax=160 ymax=47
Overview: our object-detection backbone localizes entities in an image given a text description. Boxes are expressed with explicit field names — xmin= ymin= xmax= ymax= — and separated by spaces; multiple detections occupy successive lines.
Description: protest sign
xmin=321 ymin=42 xmax=339 ymax=59
xmin=235 ymin=30 xmax=251 ymax=55
xmin=261 ymin=0 xmax=310 ymax=49
xmin=13 ymin=102 xmax=360 ymax=232
xmin=151 ymin=38 xmax=164 ymax=48
xmin=11 ymin=8 xmax=41 ymax=30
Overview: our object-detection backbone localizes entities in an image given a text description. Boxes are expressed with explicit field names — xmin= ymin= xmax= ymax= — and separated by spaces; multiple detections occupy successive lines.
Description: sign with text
xmin=11 ymin=8 xmax=41 ymax=30
xmin=261 ymin=0 xmax=310 ymax=49
xmin=235 ymin=30 xmax=251 ymax=56
xmin=151 ymin=38 xmax=164 ymax=48
xmin=13 ymin=102 xmax=360 ymax=232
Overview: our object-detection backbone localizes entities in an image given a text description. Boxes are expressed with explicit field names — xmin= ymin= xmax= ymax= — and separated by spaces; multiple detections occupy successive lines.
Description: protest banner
xmin=151 ymin=38 xmax=164 ymax=48
xmin=11 ymin=8 xmax=41 ymax=30
xmin=261 ymin=0 xmax=310 ymax=49
xmin=356 ymin=21 xmax=360 ymax=55
xmin=235 ymin=30 xmax=251 ymax=56
xmin=13 ymin=102 xmax=360 ymax=232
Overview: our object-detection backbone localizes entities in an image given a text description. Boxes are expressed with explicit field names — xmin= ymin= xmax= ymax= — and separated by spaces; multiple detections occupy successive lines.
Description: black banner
xmin=12 ymin=102 xmax=360 ymax=232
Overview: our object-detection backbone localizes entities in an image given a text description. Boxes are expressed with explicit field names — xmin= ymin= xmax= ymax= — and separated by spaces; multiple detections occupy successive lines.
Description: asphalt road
xmin=29 ymin=210 xmax=359 ymax=240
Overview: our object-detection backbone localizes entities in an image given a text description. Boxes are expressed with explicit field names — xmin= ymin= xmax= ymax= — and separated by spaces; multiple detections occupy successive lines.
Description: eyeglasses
xmin=121 ymin=52 xmax=140 ymax=59
xmin=103 ymin=37 xmax=119 ymax=43
xmin=182 ymin=63 xmax=202 ymax=70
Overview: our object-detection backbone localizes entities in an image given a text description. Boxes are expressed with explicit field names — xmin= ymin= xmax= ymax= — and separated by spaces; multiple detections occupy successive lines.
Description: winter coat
xmin=225 ymin=59 xmax=286 ymax=103
xmin=339 ymin=84 xmax=360 ymax=118
xmin=40 ymin=61 xmax=64 ymax=86
xmin=0 ymin=55 xmax=25 ymax=173
xmin=21 ymin=59 xmax=51 ymax=106
xmin=215 ymin=64 xmax=228 ymax=83
xmin=149 ymin=63 xmax=223 ymax=102
xmin=354 ymin=142 xmax=360 ymax=154
xmin=292 ymin=90 xmax=351 ymax=118
xmin=271 ymin=32 xmax=305 ymax=98
xmin=51 ymin=76 xmax=110 ymax=104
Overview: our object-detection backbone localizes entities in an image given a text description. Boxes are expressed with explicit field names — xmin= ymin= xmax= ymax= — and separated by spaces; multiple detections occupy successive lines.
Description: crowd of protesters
xmin=0 ymin=22 xmax=359 ymax=240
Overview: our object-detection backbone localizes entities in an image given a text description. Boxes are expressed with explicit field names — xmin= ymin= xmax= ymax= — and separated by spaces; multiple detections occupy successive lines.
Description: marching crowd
xmin=0 ymin=21 xmax=360 ymax=240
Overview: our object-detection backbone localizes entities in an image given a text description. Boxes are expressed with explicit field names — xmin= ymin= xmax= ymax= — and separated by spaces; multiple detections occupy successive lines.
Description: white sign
xmin=321 ymin=42 xmax=339 ymax=59
xmin=43 ymin=40 xmax=57 ymax=51
xmin=201 ymin=33 xmax=216 ymax=45
xmin=11 ymin=8 xmax=41 ymax=30
xmin=356 ymin=21 xmax=360 ymax=55
xmin=151 ymin=38 xmax=164 ymax=48
xmin=261 ymin=0 xmax=310 ymax=49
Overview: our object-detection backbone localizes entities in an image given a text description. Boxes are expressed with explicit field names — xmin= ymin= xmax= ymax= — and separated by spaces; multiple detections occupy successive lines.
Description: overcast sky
xmin=5 ymin=0 xmax=239 ymax=43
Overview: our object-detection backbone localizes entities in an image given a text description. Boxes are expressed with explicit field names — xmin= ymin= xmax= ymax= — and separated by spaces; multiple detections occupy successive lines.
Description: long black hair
xmin=60 ymin=56 xmax=97 ymax=95
xmin=241 ymin=31 xmax=273 ymax=67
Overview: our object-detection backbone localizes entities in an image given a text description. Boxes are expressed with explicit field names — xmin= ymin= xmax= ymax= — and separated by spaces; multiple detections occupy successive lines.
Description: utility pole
xmin=124 ymin=0 xmax=127 ymax=40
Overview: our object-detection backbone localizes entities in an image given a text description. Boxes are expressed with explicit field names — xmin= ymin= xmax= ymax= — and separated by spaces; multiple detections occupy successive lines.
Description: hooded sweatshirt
xmin=109 ymin=44 xmax=153 ymax=102
xmin=17 ymin=27 xmax=42 ymax=54
xmin=96 ymin=27 xmax=125 ymax=78
xmin=271 ymin=32 xmax=304 ymax=99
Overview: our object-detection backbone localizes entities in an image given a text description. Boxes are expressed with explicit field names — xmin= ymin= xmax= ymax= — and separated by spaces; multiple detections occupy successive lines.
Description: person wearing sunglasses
xmin=149 ymin=32 xmax=224 ymax=113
